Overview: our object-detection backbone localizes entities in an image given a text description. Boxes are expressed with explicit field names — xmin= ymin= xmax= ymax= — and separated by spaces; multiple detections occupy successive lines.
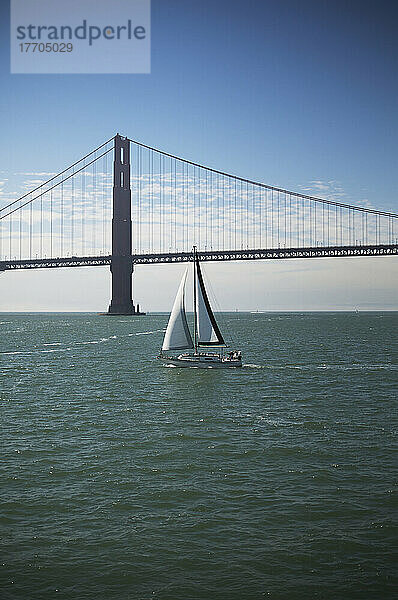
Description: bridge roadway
xmin=0 ymin=244 xmax=397 ymax=271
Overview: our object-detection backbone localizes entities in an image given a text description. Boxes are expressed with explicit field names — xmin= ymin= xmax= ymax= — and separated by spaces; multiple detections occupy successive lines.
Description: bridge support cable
xmin=0 ymin=138 xmax=114 ymax=263
xmin=125 ymin=135 xmax=398 ymax=259
xmin=1 ymin=132 xmax=397 ymax=279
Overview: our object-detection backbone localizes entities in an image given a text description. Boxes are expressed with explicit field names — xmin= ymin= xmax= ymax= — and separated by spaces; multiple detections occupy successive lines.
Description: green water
xmin=1 ymin=312 xmax=397 ymax=599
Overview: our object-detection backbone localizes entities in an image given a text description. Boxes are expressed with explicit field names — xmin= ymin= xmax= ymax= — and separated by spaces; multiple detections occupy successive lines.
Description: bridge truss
xmin=1 ymin=244 xmax=397 ymax=273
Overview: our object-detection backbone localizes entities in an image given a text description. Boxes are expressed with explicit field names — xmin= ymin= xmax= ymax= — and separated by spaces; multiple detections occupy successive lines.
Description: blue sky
xmin=0 ymin=0 xmax=397 ymax=311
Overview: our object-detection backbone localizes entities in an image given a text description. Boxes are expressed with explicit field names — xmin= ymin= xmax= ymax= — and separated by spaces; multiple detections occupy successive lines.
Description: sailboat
xmin=159 ymin=248 xmax=242 ymax=368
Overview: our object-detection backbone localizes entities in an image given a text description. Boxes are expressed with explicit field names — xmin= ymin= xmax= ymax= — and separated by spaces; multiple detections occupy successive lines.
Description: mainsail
xmin=195 ymin=256 xmax=225 ymax=346
xmin=162 ymin=268 xmax=194 ymax=351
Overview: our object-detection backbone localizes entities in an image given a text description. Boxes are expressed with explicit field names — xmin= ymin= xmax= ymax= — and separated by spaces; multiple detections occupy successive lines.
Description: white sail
xmin=162 ymin=268 xmax=194 ymax=351
xmin=195 ymin=259 xmax=225 ymax=346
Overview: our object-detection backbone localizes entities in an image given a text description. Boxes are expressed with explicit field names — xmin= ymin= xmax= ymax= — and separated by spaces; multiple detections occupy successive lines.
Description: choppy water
xmin=1 ymin=312 xmax=397 ymax=599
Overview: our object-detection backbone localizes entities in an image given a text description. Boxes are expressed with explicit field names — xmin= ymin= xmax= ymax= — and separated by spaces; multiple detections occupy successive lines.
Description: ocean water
xmin=1 ymin=312 xmax=397 ymax=600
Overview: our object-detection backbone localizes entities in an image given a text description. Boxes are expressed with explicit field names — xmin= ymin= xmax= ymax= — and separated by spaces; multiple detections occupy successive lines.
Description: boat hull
xmin=160 ymin=354 xmax=242 ymax=369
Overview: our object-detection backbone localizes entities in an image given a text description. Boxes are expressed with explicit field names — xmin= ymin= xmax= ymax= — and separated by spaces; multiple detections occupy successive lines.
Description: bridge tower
xmin=108 ymin=134 xmax=141 ymax=315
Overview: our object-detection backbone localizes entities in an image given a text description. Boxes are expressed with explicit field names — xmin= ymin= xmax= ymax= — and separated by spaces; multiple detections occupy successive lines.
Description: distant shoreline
xmin=1 ymin=310 xmax=397 ymax=315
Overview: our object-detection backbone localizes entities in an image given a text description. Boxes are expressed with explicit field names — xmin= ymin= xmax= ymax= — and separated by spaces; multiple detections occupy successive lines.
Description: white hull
xmin=160 ymin=353 xmax=242 ymax=369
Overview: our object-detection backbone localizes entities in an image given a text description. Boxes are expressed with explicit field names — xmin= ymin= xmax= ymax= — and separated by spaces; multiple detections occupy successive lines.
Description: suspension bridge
xmin=1 ymin=134 xmax=397 ymax=314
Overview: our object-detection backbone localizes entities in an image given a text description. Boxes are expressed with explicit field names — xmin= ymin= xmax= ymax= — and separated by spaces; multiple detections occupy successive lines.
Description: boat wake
xmin=136 ymin=331 xmax=156 ymax=336
xmin=129 ymin=329 xmax=164 ymax=337
xmin=80 ymin=337 xmax=112 ymax=345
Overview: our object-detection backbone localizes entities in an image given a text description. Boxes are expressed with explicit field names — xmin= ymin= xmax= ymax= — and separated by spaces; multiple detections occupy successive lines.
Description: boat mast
xmin=193 ymin=246 xmax=198 ymax=355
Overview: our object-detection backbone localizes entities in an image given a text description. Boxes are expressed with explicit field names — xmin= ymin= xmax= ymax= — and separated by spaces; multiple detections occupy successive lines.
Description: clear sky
xmin=0 ymin=0 xmax=397 ymax=311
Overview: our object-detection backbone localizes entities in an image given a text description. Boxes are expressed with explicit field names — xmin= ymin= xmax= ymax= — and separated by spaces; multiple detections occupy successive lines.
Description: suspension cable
xmin=126 ymin=137 xmax=397 ymax=218
xmin=0 ymin=147 xmax=113 ymax=221
xmin=0 ymin=136 xmax=115 ymax=214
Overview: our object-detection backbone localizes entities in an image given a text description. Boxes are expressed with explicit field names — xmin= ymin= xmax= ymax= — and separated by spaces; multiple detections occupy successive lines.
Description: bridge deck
xmin=0 ymin=244 xmax=397 ymax=271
